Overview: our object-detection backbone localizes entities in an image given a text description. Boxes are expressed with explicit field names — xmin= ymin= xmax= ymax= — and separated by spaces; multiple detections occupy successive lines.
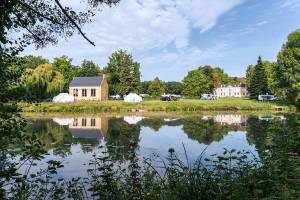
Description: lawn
xmin=18 ymin=98 xmax=293 ymax=113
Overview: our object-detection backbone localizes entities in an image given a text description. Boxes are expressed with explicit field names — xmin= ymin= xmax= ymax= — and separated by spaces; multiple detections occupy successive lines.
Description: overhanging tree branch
xmin=54 ymin=0 xmax=96 ymax=46
xmin=17 ymin=0 xmax=64 ymax=26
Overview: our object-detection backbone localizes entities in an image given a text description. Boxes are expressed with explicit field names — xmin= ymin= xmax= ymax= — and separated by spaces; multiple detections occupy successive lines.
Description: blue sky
xmin=21 ymin=0 xmax=300 ymax=81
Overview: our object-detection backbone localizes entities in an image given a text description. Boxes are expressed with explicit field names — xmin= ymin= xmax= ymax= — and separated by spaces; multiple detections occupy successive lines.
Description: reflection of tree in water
xmin=138 ymin=117 xmax=182 ymax=131
xmin=25 ymin=119 xmax=73 ymax=157
xmin=246 ymin=116 xmax=273 ymax=151
xmin=72 ymin=137 xmax=100 ymax=153
xmin=105 ymin=118 xmax=141 ymax=162
xmin=25 ymin=118 xmax=106 ymax=155
xmin=246 ymin=115 xmax=299 ymax=155
xmin=138 ymin=117 xmax=165 ymax=131
xmin=182 ymin=117 xmax=238 ymax=145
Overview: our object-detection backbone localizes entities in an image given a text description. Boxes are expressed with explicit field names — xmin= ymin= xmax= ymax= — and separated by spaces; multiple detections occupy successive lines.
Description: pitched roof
xmin=70 ymin=76 xmax=104 ymax=87
xmin=69 ymin=128 xmax=103 ymax=139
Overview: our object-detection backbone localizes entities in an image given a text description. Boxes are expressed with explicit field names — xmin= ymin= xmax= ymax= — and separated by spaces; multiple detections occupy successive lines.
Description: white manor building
xmin=214 ymin=84 xmax=249 ymax=98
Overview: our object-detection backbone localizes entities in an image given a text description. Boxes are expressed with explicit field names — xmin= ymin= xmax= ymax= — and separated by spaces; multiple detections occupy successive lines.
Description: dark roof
xmin=69 ymin=128 xmax=103 ymax=139
xmin=70 ymin=76 xmax=103 ymax=87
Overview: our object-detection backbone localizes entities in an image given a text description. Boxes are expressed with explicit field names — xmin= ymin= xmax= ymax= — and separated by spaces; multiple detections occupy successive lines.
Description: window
xmin=91 ymin=118 xmax=96 ymax=127
xmin=91 ymin=89 xmax=96 ymax=97
xmin=73 ymin=118 xmax=78 ymax=126
xmin=73 ymin=89 xmax=78 ymax=97
xmin=82 ymin=89 xmax=87 ymax=97
xmin=82 ymin=118 xmax=87 ymax=126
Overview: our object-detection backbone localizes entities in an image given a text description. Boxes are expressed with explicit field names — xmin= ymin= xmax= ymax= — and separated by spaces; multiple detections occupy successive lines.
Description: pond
xmin=22 ymin=113 xmax=289 ymax=179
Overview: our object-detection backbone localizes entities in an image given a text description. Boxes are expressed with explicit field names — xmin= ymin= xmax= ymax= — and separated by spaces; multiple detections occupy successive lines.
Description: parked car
xmin=200 ymin=94 xmax=218 ymax=100
xmin=110 ymin=94 xmax=122 ymax=100
xmin=160 ymin=94 xmax=178 ymax=101
xmin=139 ymin=94 xmax=150 ymax=98
xmin=258 ymin=94 xmax=276 ymax=101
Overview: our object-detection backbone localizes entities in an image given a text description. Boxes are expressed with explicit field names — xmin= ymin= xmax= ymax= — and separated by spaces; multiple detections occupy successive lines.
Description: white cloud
xmin=256 ymin=20 xmax=269 ymax=26
xmin=21 ymin=0 xmax=243 ymax=79
xmin=280 ymin=0 xmax=300 ymax=8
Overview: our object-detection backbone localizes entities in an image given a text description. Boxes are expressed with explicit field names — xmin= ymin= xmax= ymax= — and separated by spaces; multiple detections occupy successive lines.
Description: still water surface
xmin=23 ymin=113 xmax=287 ymax=179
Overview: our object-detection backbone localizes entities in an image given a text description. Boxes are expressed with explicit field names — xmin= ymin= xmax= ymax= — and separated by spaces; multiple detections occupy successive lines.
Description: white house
xmin=214 ymin=84 xmax=248 ymax=98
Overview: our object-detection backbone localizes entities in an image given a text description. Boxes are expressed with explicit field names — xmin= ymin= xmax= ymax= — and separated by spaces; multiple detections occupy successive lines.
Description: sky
xmin=21 ymin=0 xmax=300 ymax=81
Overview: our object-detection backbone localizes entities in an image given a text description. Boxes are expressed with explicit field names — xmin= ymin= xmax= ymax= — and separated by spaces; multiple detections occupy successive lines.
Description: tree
xmin=0 ymin=0 xmax=120 ymax=102
xmin=182 ymin=70 xmax=211 ymax=97
xmin=20 ymin=64 xmax=64 ymax=100
xmin=198 ymin=65 xmax=235 ymax=91
xmin=22 ymin=55 xmax=49 ymax=69
xmin=275 ymin=29 xmax=300 ymax=108
xmin=141 ymin=81 xmax=151 ymax=94
xmin=148 ymin=77 xmax=165 ymax=97
xmin=165 ymin=81 xmax=182 ymax=95
xmin=77 ymin=60 xmax=101 ymax=77
xmin=52 ymin=55 xmax=74 ymax=91
xmin=247 ymin=56 xmax=269 ymax=99
xmin=263 ymin=61 xmax=276 ymax=94
xmin=1 ymin=0 xmax=120 ymax=58
xmin=104 ymin=50 xmax=141 ymax=95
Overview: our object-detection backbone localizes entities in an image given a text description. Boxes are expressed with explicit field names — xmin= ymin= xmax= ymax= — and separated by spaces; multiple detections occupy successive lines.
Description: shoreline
xmin=18 ymin=98 xmax=294 ymax=114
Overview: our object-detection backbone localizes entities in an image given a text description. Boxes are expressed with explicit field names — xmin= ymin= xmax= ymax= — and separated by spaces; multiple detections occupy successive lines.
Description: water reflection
xmin=23 ymin=114 xmax=289 ymax=179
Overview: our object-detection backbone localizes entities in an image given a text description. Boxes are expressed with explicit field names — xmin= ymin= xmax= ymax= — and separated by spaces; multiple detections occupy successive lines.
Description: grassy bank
xmin=18 ymin=98 xmax=293 ymax=113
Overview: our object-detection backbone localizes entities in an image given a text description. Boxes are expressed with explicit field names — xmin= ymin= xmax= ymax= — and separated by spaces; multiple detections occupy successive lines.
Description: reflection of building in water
xmin=214 ymin=115 xmax=247 ymax=126
xmin=69 ymin=117 xmax=108 ymax=139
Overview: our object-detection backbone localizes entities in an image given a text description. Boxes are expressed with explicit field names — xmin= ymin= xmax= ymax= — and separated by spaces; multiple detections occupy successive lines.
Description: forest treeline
xmin=6 ymin=50 xmax=244 ymax=101
xmin=3 ymin=30 xmax=300 ymax=109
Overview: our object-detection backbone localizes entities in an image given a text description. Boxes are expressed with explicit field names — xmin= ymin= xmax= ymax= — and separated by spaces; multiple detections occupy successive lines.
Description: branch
xmin=54 ymin=0 xmax=96 ymax=46
xmin=12 ymin=12 xmax=45 ymax=44
xmin=17 ymin=0 xmax=64 ymax=26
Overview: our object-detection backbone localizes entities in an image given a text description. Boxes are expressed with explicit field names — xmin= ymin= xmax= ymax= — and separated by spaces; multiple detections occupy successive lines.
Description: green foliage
xmin=104 ymin=50 xmax=141 ymax=95
xmin=247 ymin=56 xmax=269 ymax=98
xmin=165 ymin=81 xmax=182 ymax=94
xmin=141 ymin=81 xmax=151 ymax=94
xmin=182 ymin=70 xmax=211 ymax=96
xmin=20 ymin=64 xmax=64 ymax=100
xmin=52 ymin=55 xmax=75 ymax=91
xmin=275 ymin=29 xmax=300 ymax=108
xmin=77 ymin=59 xmax=102 ymax=77
xmin=148 ymin=77 xmax=165 ymax=96
xmin=22 ymin=55 xmax=49 ymax=69
xmin=0 ymin=0 xmax=120 ymax=58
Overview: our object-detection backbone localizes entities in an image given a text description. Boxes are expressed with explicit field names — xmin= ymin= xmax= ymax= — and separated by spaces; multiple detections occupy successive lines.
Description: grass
xmin=18 ymin=98 xmax=293 ymax=113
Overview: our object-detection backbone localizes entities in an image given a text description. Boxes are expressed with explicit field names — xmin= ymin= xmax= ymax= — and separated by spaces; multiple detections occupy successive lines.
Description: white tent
xmin=53 ymin=118 xmax=74 ymax=126
xmin=123 ymin=116 xmax=144 ymax=124
xmin=124 ymin=93 xmax=142 ymax=103
xmin=52 ymin=93 xmax=75 ymax=103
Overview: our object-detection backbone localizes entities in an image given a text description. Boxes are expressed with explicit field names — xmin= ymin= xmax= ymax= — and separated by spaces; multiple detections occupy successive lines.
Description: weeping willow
xmin=21 ymin=64 xmax=64 ymax=100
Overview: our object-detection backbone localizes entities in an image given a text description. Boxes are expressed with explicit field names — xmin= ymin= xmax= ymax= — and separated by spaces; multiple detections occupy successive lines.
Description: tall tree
xmin=148 ymin=77 xmax=165 ymax=97
xmin=263 ymin=61 xmax=276 ymax=95
xmin=52 ymin=55 xmax=74 ymax=91
xmin=165 ymin=81 xmax=182 ymax=94
xmin=22 ymin=55 xmax=49 ymax=69
xmin=20 ymin=64 xmax=64 ymax=100
xmin=104 ymin=50 xmax=141 ymax=95
xmin=182 ymin=70 xmax=211 ymax=97
xmin=0 ymin=0 xmax=120 ymax=102
xmin=141 ymin=81 xmax=151 ymax=94
xmin=247 ymin=56 xmax=269 ymax=99
xmin=77 ymin=60 xmax=101 ymax=77
xmin=275 ymin=29 xmax=300 ymax=108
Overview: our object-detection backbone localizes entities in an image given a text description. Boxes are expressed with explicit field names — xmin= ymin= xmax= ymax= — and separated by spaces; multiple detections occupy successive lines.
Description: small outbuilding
xmin=69 ymin=75 xmax=108 ymax=101
xmin=53 ymin=93 xmax=75 ymax=103
xmin=124 ymin=93 xmax=142 ymax=103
